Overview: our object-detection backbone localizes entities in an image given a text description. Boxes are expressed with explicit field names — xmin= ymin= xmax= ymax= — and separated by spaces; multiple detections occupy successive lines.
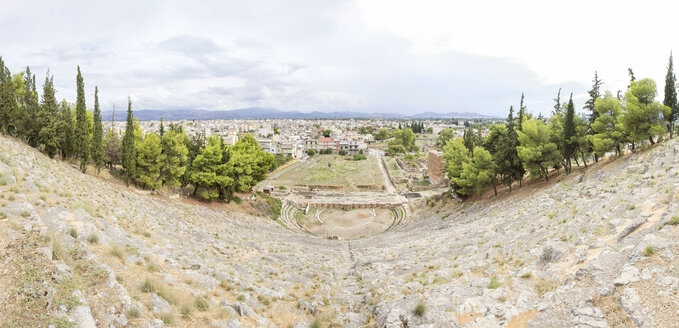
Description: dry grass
xmin=534 ymin=277 xmax=557 ymax=296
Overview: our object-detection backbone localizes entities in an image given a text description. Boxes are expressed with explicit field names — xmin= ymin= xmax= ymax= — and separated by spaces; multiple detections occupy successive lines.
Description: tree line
xmin=0 ymin=58 xmax=277 ymax=201
xmin=443 ymin=54 xmax=678 ymax=197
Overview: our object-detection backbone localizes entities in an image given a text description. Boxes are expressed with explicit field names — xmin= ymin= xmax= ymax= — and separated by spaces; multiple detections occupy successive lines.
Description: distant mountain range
xmin=100 ymin=107 xmax=495 ymax=121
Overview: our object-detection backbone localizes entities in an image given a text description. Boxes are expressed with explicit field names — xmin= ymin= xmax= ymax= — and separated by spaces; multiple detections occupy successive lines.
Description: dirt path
xmin=377 ymin=156 xmax=396 ymax=194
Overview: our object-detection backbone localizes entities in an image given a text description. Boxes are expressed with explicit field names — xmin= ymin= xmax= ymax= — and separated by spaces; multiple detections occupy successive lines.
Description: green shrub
xmin=146 ymin=263 xmax=158 ymax=272
xmin=534 ymin=278 xmax=557 ymax=296
xmin=414 ymin=301 xmax=426 ymax=316
xmin=110 ymin=245 xmax=125 ymax=261
xmin=127 ymin=308 xmax=140 ymax=318
xmin=644 ymin=245 xmax=655 ymax=256
xmin=69 ymin=228 xmax=78 ymax=238
xmin=310 ymin=318 xmax=321 ymax=328
xmin=160 ymin=312 xmax=175 ymax=325
xmin=487 ymin=277 xmax=501 ymax=289
xmin=233 ymin=197 xmax=243 ymax=205
xmin=52 ymin=238 xmax=66 ymax=261
xmin=20 ymin=211 xmax=30 ymax=217
xmin=140 ymin=277 xmax=155 ymax=293
xmin=669 ymin=216 xmax=679 ymax=225
xmin=195 ymin=295 xmax=210 ymax=311
xmin=87 ymin=234 xmax=99 ymax=244
xmin=180 ymin=304 xmax=192 ymax=319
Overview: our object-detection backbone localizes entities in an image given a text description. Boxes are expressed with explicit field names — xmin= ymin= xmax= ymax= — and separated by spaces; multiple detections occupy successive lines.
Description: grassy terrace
xmin=268 ymin=155 xmax=383 ymax=192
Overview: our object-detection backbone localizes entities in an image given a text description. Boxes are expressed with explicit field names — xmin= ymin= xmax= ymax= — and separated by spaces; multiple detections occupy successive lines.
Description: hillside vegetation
xmin=2 ymin=127 xmax=679 ymax=327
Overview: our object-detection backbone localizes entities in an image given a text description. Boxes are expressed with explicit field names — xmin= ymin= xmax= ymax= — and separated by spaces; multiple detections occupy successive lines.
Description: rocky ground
xmin=1 ymin=134 xmax=679 ymax=328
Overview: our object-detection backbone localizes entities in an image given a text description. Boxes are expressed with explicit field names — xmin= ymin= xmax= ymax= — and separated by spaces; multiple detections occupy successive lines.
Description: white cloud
xmin=0 ymin=0 xmax=675 ymax=116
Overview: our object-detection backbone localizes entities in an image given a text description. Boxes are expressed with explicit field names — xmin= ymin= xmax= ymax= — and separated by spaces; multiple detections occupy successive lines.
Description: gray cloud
xmin=0 ymin=0 xmax=589 ymax=116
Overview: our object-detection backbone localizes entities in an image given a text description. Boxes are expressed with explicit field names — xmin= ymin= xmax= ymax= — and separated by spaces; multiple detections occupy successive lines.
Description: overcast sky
xmin=1 ymin=0 xmax=677 ymax=116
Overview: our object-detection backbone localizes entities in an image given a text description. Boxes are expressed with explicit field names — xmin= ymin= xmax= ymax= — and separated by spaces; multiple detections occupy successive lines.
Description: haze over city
xmin=2 ymin=0 xmax=678 ymax=116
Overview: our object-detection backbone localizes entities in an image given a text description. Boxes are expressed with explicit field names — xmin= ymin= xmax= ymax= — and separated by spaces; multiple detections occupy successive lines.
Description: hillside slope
xmin=1 ymin=134 xmax=679 ymax=328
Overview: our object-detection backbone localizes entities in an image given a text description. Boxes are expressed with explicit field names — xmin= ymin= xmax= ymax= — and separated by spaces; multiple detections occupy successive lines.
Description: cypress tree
xmin=75 ymin=66 xmax=89 ymax=172
xmin=91 ymin=86 xmax=104 ymax=172
xmin=159 ymin=117 xmax=165 ymax=137
xmin=121 ymin=97 xmax=136 ymax=186
xmin=38 ymin=72 xmax=59 ymax=158
xmin=505 ymin=106 xmax=524 ymax=188
xmin=584 ymin=72 xmax=603 ymax=162
xmin=20 ymin=66 xmax=40 ymax=146
xmin=517 ymin=93 xmax=526 ymax=131
xmin=562 ymin=93 xmax=577 ymax=173
xmin=0 ymin=57 xmax=19 ymax=135
xmin=57 ymin=101 xmax=75 ymax=158
xmin=664 ymin=52 xmax=678 ymax=138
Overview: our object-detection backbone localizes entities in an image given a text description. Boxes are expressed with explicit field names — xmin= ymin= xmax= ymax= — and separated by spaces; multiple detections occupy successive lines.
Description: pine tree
xmin=159 ymin=117 xmax=165 ymax=136
xmin=562 ymin=93 xmax=577 ymax=173
xmin=664 ymin=52 xmax=678 ymax=138
xmin=517 ymin=119 xmax=562 ymax=181
xmin=442 ymin=138 xmax=471 ymax=196
xmin=0 ymin=57 xmax=19 ymax=135
xmin=160 ymin=129 xmax=189 ymax=188
xmin=552 ymin=88 xmax=561 ymax=116
xmin=91 ymin=86 xmax=104 ymax=172
xmin=121 ymin=97 xmax=136 ymax=185
xmin=483 ymin=124 xmax=513 ymax=195
xmin=590 ymin=92 xmax=624 ymax=157
xmin=103 ymin=129 xmax=121 ymax=169
xmin=135 ymin=132 xmax=164 ymax=190
xmin=628 ymin=68 xmax=636 ymax=84
xmin=584 ymin=72 xmax=603 ymax=124
xmin=620 ymin=79 xmax=670 ymax=146
xmin=190 ymin=136 xmax=233 ymax=200
xmin=37 ymin=73 xmax=59 ymax=158
xmin=74 ymin=66 xmax=89 ymax=172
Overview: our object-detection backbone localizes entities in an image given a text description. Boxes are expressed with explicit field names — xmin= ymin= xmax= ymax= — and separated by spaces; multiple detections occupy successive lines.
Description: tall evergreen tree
xmin=562 ymin=93 xmax=577 ymax=173
xmin=75 ymin=66 xmax=89 ymax=172
xmin=517 ymin=93 xmax=526 ymax=131
xmin=91 ymin=86 xmax=104 ymax=172
xmin=57 ymin=100 xmax=75 ymax=158
xmin=584 ymin=72 xmax=603 ymax=124
xmin=552 ymin=88 xmax=561 ymax=116
xmin=664 ymin=52 xmax=678 ymax=138
xmin=121 ymin=97 xmax=136 ymax=186
xmin=37 ymin=72 xmax=59 ymax=158
xmin=0 ymin=57 xmax=19 ymax=135
xmin=505 ymin=105 xmax=525 ymax=188
xmin=628 ymin=68 xmax=636 ymax=85
xmin=19 ymin=66 xmax=40 ymax=146
xmin=159 ymin=117 xmax=165 ymax=136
